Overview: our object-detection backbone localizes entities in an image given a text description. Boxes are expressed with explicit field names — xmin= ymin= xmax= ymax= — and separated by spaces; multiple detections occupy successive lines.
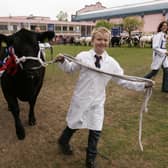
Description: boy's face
xmin=92 ymin=32 xmax=110 ymax=55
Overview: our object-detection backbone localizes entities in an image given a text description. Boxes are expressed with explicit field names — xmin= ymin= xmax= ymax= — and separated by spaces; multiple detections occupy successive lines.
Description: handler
xmin=144 ymin=21 xmax=168 ymax=92
xmin=55 ymin=27 xmax=152 ymax=168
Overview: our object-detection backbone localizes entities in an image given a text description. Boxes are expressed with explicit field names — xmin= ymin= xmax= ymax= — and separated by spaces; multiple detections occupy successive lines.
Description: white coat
xmin=151 ymin=31 xmax=168 ymax=69
xmin=58 ymin=49 xmax=145 ymax=131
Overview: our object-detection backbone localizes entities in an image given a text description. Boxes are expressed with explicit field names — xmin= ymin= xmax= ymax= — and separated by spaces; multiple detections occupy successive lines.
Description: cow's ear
xmin=36 ymin=31 xmax=55 ymax=43
xmin=43 ymin=38 xmax=49 ymax=43
xmin=36 ymin=32 xmax=44 ymax=43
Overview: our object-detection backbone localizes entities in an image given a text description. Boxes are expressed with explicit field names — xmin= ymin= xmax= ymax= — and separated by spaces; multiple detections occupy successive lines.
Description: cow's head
xmin=0 ymin=28 xmax=55 ymax=72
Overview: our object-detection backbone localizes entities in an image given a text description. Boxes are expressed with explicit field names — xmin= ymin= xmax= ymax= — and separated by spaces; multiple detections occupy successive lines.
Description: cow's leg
xmin=8 ymin=98 xmax=25 ymax=140
xmin=28 ymin=98 xmax=37 ymax=126
xmin=1 ymin=77 xmax=25 ymax=140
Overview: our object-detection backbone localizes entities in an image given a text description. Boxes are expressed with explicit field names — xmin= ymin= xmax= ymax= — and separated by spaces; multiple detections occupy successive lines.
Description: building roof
xmin=72 ymin=0 xmax=168 ymax=21
xmin=76 ymin=2 xmax=106 ymax=15
xmin=0 ymin=16 xmax=95 ymax=26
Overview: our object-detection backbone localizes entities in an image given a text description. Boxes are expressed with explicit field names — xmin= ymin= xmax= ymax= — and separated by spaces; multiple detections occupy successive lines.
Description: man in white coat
xmin=144 ymin=21 xmax=168 ymax=92
xmin=55 ymin=27 xmax=152 ymax=168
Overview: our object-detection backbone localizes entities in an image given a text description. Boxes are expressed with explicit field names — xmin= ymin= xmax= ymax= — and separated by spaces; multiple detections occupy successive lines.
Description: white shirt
xmin=58 ymin=49 xmax=145 ymax=131
xmin=151 ymin=31 xmax=168 ymax=69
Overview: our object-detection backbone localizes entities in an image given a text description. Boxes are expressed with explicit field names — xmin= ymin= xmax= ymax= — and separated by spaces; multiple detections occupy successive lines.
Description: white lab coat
xmin=58 ymin=49 xmax=145 ymax=131
xmin=151 ymin=31 xmax=168 ymax=69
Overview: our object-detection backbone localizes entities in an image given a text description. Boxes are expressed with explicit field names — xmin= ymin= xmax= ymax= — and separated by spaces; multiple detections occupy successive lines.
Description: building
xmin=0 ymin=15 xmax=95 ymax=37
xmin=72 ymin=0 xmax=168 ymax=33
xmin=76 ymin=2 xmax=106 ymax=15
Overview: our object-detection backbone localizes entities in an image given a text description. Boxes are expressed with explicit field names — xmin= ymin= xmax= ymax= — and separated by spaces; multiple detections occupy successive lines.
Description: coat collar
xmin=89 ymin=49 xmax=108 ymax=61
xmin=160 ymin=31 xmax=166 ymax=36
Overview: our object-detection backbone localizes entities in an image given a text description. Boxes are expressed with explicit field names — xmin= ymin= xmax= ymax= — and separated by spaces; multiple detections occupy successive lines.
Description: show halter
xmin=60 ymin=54 xmax=154 ymax=151
xmin=15 ymin=43 xmax=52 ymax=68
xmin=0 ymin=43 xmax=52 ymax=77
xmin=0 ymin=47 xmax=18 ymax=76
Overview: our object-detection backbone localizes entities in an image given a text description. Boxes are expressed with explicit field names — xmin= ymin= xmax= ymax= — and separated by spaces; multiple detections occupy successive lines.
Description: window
xmin=40 ymin=25 xmax=46 ymax=31
xmin=63 ymin=26 xmax=67 ymax=31
xmin=55 ymin=26 xmax=61 ymax=31
xmin=13 ymin=25 xmax=17 ymax=31
xmin=69 ymin=26 xmax=74 ymax=31
xmin=75 ymin=26 xmax=80 ymax=32
xmin=0 ymin=25 xmax=8 ymax=30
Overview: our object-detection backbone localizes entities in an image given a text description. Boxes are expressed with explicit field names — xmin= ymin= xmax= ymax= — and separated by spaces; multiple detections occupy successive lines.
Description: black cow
xmin=0 ymin=28 xmax=55 ymax=140
xmin=111 ymin=36 xmax=121 ymax=47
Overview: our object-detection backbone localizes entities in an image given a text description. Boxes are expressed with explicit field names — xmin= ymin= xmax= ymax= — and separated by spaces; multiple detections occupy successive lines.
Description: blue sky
xmin=0 ymin=0 xmax=151 ymax=20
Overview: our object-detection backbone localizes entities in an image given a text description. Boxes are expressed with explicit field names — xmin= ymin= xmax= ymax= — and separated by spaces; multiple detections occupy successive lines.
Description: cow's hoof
xmin=16 ymin=127 xmax=25 ymax=140
xmin=29 ymin=119 xmax=36 ymax=126
xmin=8 ymin=106 xmax=12 ymax=111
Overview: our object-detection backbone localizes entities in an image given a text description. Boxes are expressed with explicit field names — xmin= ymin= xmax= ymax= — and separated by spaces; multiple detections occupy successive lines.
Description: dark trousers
xmin=144 ymin=69 xmax=159 ymax=79
xmin=59 ymin=126 xmax=101 ymax=160
xmin=162 ymin=68 xmax=168 ymax=92
xmin=144 ymin=68 xmax=168 ymax=92
xmin=86 ymin=130 xmax=101 ymax=160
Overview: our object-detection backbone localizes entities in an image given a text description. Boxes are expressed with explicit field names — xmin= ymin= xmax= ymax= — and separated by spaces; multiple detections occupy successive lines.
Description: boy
xmin=55 ymin=27 xmax=152 ymax=168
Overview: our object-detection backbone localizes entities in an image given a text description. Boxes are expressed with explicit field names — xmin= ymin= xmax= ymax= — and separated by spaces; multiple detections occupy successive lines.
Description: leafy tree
xmin=56 ymin=11 xmax=68 ymax=21
xmin=123 ymin=17 xmax=143 ymax=46
xmin=95 ymin=20 xmax=114 ymax=30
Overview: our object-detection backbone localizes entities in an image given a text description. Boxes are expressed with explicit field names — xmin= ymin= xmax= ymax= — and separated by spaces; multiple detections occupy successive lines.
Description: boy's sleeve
xmin=58 ymin=54 xmax=81 ymax=73
xmin=115 ymin=76 xmax=145 ymax=91
xmin=111 ymin=61 xmax=145 ymax=91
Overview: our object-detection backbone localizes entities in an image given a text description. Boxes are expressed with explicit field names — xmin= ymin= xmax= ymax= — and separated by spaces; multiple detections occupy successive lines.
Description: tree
xmin=123 ymin=17 xmax=143 ymax=46
xmin=95 ymin=20 xmax=114 ymax=30
xmin=56 ymin=11 xmax=68 ymax=21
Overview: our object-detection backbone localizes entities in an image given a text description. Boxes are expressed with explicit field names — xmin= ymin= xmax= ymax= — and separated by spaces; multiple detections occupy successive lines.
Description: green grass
xmin=46 ymin=45 xmax=168 ymax=168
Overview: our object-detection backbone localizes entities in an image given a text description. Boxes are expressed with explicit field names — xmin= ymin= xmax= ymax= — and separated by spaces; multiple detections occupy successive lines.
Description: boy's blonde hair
xmin=91 ymin=27 xmax=111 ymax=40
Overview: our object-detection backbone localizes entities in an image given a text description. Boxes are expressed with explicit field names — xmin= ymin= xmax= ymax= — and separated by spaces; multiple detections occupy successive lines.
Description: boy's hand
xmin=54 ymin=53 xmax=65 ymax=63
xmin=145 ymin=82 xmax=154 ymax=88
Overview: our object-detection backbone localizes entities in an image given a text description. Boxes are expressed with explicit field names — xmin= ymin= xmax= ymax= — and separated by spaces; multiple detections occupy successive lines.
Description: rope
xmin=61 ymin=54 xmax=154 ymax=151
xmin=139 ymin=87 xmax=152 ymax=151
xmin=63 ymin=54 xmax=154 ymax=83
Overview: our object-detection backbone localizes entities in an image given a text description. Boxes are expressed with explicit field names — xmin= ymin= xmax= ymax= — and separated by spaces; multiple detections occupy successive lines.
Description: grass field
xmin=0 ymin=45 xmax=168 ymax=168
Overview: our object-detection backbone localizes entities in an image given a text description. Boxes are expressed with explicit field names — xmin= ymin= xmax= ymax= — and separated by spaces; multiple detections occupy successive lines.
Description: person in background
xmin=144 ymin=21 xmax=168 ymax=92
xmin=35 ymin=26 xmax=41 ymax=32
xmin=55 ymin=27 xmax=152 ymax=168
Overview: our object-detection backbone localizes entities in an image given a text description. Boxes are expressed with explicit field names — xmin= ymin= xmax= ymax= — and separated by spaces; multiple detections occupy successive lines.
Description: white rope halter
xmin=14 ymin=43 xmax=52 ymax=68
xmin=15 ymin=50 xmax=46 ymax=67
